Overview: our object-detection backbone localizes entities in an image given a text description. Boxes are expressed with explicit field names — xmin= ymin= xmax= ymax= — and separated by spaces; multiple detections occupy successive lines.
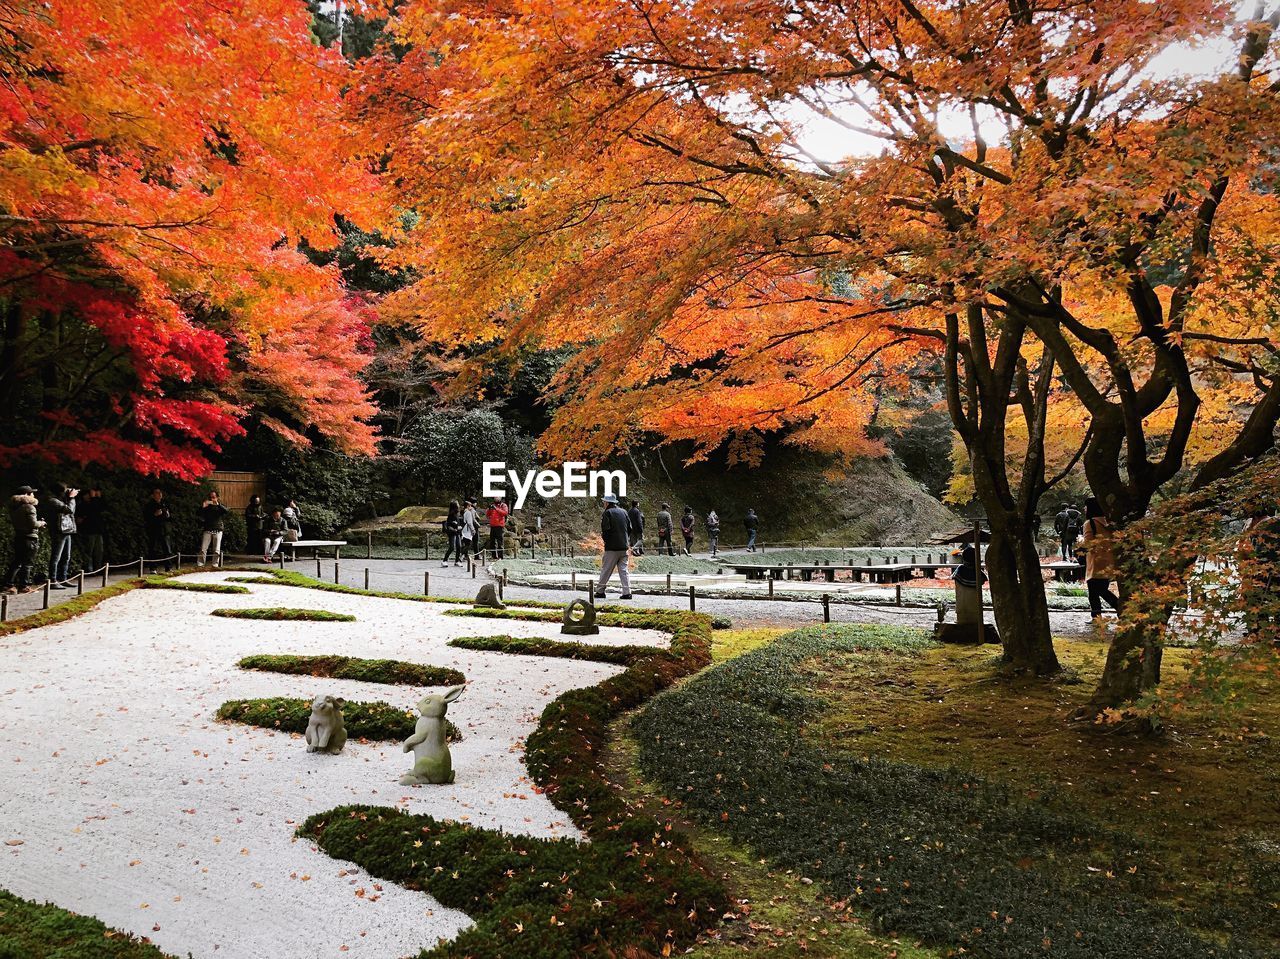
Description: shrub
xmin=632 ymin=623 xmax=1267 ymax=959
xmin=447 ymin=634 xmax=653 ymax=665
xmin=217 ymin=696 xmax=459 ymax=742
xmin=0 ymin=888 xmax=173 ymax=958
xmin=210 ymin=607 xmax=355 ymax=622
xmin=238 ymin=653 xmax=463 ymax=687
xmin=143 ymin=576 xmax=249 ymax=594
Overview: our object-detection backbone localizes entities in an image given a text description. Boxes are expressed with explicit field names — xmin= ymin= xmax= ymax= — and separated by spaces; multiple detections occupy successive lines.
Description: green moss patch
xmin=210 ymin=607 xmax=355 ymax=622
xmin=448 ymin=634 xmax=655 ymax=665
xmin=0 ymin=578 xmax=144 ymax=639
xmin=0 ymin=888 xmax=175 ymax=958
xmin=224 ymin=575 xmax=280 ymax=585
xmin=238 ymin=653 xmax=463 ymax=687
xmin=143 ymin=576 xmax=249 ymax=594
xmin=304 ymin=607 xmax=726 ymax=958
xmin=217 ymin=696 xmax=459 ymax=743
xmin=633 ymin=623 xmax=1271 ymax=959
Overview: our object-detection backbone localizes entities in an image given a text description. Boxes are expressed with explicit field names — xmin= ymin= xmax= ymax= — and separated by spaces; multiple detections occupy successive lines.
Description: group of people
xmin=595 ymin=498 xmax=761 ymax=597
xmin=4 ymin=483 xmax=106 ymax=593
xmin=438 ymin=497 xmax=510 ymax=566
xmin=3 ymin=483 xmax=309 ymax=593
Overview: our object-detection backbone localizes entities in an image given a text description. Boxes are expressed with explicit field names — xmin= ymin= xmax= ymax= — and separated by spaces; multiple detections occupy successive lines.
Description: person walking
xmin=460 ymin=498 xmax=479 ymax=564
xmin=144 ymin=488 xmax=174 ymax=572
xmin=627 ymin=498 xmax=645 ymax=555
xmin=706 ymin=509 xmax=720 ymax=557
xmin=1054 ymin=504 xmax=1082 ymax=561
xmin=4 ymin=486 xmax=44 ymax=594
xmin=655 ymin=503 xmax=674 ymax=556
xmin=744 ymin=508 xmax=758 ymax=552
xmin=198 ymin=490 xmax=229 ymax=565
xmin=486 ymin=496 xmax=509 ymax=559
xmin=244 ymin=495 xmax=265 ymax=556
xmin=78 ymin=487 xmax=106 ymax=571
xmin=43 ymin=483 xmax=77 ymax=587
xmin=680 ymin=506 xmax=696 ymax=556
xmin=595 ymin=494 xmax=633 ymax=599
xmin=441 ymin=500 xmax=463 ymax=567
xmin=262 ymin=508 xmax=287 ymax=562
xmin=1080 ymin=497 xmax=1120 ymax=620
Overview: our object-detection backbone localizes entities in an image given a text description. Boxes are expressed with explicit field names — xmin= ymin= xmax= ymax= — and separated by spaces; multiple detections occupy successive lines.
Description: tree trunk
xmin=984 ymin=508 xmax=1061 ymax=675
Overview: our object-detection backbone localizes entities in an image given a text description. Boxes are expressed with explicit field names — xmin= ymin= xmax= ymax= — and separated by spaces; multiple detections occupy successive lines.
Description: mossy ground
xmin=804 ymin=636 xmax=1280 ymax=941
xmin=0 ymin=888 xmax=174 ymax=958
xmin=237 ymin=653 xmax=464 ymax=687
xmin=211 ymin=606 xmax=355 ymax=622
xmin=608 ymin=726 xmax=941 ymax=959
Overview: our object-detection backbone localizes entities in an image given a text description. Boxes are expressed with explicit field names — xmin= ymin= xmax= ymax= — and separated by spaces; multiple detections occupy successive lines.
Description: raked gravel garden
xmin=0 ymin=571 xmax=673 ymax=959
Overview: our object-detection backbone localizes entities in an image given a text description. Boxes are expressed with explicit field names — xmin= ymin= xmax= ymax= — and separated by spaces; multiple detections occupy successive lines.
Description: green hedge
xmin=211 ymin=607 xmax=355 ymax=622
xmin=447 ymin=634 xmax=653 ymax=665
xmin=238 ymin=653 xmax=464 ymax=687
xmin=143 ymin=576 xmax=249 ymax=594
xmin=302 ymin=606 xmax=727 ymax=958
xmin=0 ymin=888 xmax=174 ymax=958
xmin=217 ymin=696 xmax=459 ymax=743
xmin=632 ymin=623 xmax=1267 ymax=959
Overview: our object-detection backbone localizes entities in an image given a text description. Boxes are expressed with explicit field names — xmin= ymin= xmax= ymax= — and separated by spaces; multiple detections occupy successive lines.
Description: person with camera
xmin=42 ymin=483 xmax=78 ymax=588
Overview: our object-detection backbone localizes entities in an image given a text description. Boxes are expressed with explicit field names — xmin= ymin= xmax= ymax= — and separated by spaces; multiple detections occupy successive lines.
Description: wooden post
xmin=315 ymin=556 xmax=321 ymax=578
xmin=1 ymin=595 xmax=7 ymax=622
xmin=42 ymin=581 xmax=50 ymax=609
xmin=688 ymin=584 xmax=695 ymax=611
xmin=364 ymin=568 xmax=370 ymax=590
xmin=278 ymin=552 xmax=284 ymax=570
xmin=334 ymin=562 xmax=340 ymax=584
xmin=822 ymin=593 xmax=830 ymax=623
xmin=424 ymin=570 xmax=430 ymax=596
xmin=768 ymin=574 xmax=774 ymax=597
xmin=975 ymin=518 xmax=985 ymax=645
xmin=666 ymin=572 xmax=672 ymax=594
xmin=895 ymin=583 xmax=902 ymax=606
xmin=138 ymin=557 xmax=144 ymax=578
xmin=472 ymin=561 xmax=477 ymax=579
xmin=501 ymin=570 xmax=508 ymax=590
xmin=77 ymin=571 xmax=84 ymax=596
xmin=367 ymin=531 xmax=372 ymax=559
xmin=102 ymin=563 xmax=109 ymax=588
xmin=571 ymin=570 xmax=578 ymax=591
xmin=498 ymin=578 xmax=504 ymax=602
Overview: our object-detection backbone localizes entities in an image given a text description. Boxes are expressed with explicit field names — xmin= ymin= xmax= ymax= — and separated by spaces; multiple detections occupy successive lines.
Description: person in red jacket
xmin=486 ymin=497 xmax=509 ymax=559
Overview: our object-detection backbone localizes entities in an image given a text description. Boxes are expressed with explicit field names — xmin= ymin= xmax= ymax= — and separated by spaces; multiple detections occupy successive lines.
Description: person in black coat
xmin=244 ymin=495 xmax=265 ymax=555
xmin=627 ymin=499 xmax=645 ymax=555
xmin=144 ymin=488 xmax=173 ymax=572
xmin=42 ymin=483 xmax=77 ymax=587
xmin=4 ymin=486 xmax=44 ymax=593
xmin=198 ymin=490 xmax=229 ymax=564
xmin=78 ymin=487 xmax=107 ymax=571
xmin=595 ymin=495 xmax=633 ymax=599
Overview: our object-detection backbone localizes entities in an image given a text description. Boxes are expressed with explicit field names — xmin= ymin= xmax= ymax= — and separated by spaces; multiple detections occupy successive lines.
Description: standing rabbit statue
xmin=400 ymin=684 xmax=464 ymax=785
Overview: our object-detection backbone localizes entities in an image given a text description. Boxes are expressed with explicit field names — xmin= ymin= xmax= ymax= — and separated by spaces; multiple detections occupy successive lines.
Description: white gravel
xmin=0 ymin=572 xmax=669 ymax=959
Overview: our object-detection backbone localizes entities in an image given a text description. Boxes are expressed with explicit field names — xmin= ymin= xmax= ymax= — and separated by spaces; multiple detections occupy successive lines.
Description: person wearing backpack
xmin=460 ymin=498 xmax=479 ymax=563
xmin=441 ymin=500 xmax=463 ymax=567
xmin=627 ymin=499 xmax=645 ymax=555
xmin=680 ymin=506 xmax=696 ymax=556
xmin=706 ymin=508 xmax=720 ymax=557
xmin=655 ymin=503 xmax=674 ymax=556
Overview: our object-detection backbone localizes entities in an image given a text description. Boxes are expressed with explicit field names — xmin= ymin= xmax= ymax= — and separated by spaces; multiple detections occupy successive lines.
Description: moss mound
xmin=210 ymin=607 xmax=355 ymax=622
xmin=217 ymin=696 xmax=459 ymax=743
xmin=238 ymin=653 xmax=463 ymax=687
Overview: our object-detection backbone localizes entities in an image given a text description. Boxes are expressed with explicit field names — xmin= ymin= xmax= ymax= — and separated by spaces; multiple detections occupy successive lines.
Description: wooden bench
xmin=285 ymin=539 xmax=347 ymax=561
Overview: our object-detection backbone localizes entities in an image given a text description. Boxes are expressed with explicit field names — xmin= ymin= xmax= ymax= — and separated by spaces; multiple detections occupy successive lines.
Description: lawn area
xmin=632 ymin=623 xmax=1279 ymax=958
xmin=805 ymin=636 xmax=1280 ymax=945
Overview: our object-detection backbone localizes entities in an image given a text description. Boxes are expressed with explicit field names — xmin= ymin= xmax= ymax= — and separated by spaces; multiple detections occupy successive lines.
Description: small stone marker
xmin=400 ymin=685 xmax=464 ymax=785
xmin=473 ymin=582 xmax=505 ymax=609
xmin=304 ymin=695 xmax=347 ymax=755
xmin=561 ymin=597 xmax=599 ymax=636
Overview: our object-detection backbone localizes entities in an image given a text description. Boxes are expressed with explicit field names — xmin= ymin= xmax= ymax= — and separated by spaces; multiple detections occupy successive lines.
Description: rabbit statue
xmin=304 ymin=695 xmax=347 ymax=755
xmin=400 ymin=684 xmax=464 ymax=785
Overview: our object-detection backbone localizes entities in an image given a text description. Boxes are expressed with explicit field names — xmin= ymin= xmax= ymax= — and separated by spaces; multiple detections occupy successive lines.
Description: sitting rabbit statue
xmin=400 ymin=684 xmax=464 ymax=785
xmin=304 ymin=695 xmax=347 ymax=755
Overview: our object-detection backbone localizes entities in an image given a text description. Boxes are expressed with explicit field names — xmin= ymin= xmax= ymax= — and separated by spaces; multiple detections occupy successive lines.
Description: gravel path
xmin=0 ymin=571 xmax=666 ymax=959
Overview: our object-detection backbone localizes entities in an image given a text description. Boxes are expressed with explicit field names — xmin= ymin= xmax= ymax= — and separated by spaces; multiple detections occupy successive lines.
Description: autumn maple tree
xmin=0 ymin=0 xmax=380 ymax=479
xmin=362 ymin=0 xmax=1280 ymax=706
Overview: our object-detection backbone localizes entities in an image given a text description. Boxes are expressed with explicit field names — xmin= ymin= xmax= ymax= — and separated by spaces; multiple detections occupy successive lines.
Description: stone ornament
xmin=304 ymin=695 xmax=347 ymax=754
xmin=400 ymin=684 xmax=465 ymax=785
xmin=561 ymin=598 xmax=599 ymax=636
xmin=473 ymin=583 xmax=505 ymax=609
